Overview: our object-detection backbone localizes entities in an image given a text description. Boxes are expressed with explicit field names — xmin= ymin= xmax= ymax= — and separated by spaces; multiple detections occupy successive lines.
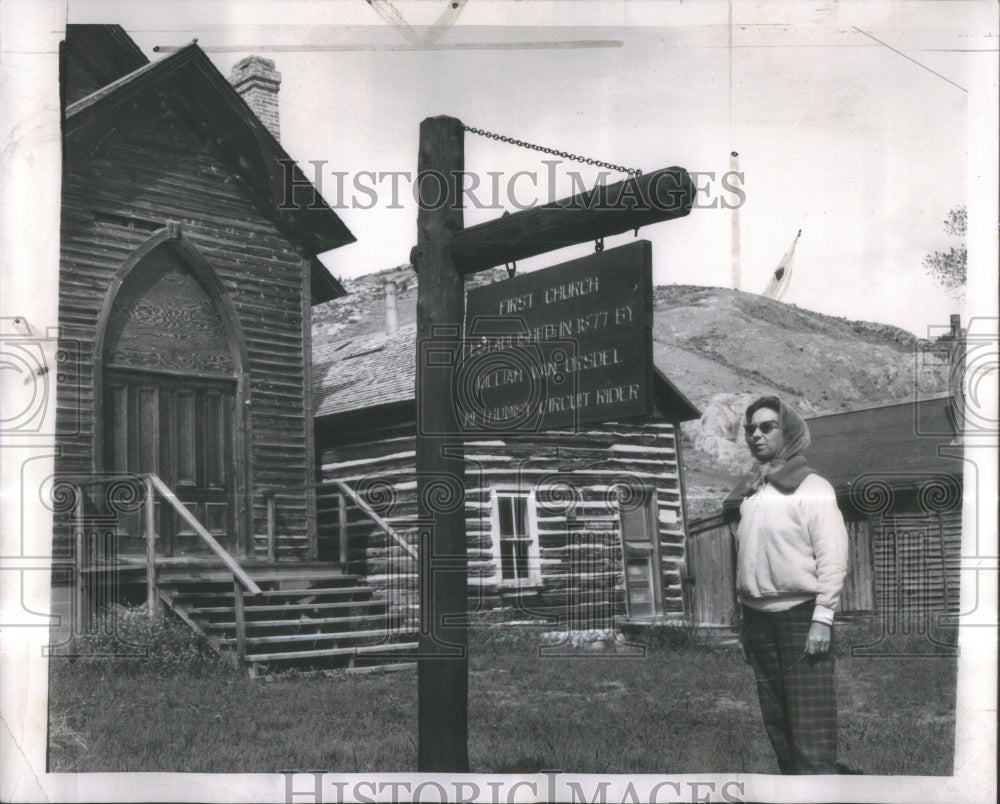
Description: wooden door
xmin=618 ymin=490 xmax=663 ymax=619
xmin=105 ymin=370 xmax=236 ymax=556
xmin=684 ymin=515 xmax=737 ymax=626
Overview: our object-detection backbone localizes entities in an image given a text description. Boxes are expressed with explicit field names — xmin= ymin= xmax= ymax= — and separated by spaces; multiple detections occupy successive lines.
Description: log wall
xmin=317 ymin=419 xmax=689 ymax=624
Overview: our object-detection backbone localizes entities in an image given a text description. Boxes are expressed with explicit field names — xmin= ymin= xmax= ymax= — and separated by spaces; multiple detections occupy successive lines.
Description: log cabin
xmin=311 ymin=290 xmax=702 ymax=631
xmin=53 ymin=25 xmax=424 ymax=672
xmin=687 ymin=392 xmax=963 ymax=645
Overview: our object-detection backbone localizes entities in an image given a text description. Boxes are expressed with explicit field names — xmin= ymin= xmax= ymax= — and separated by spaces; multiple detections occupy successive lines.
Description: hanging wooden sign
xmin=459 ymin=239 xmax=654 ymax=433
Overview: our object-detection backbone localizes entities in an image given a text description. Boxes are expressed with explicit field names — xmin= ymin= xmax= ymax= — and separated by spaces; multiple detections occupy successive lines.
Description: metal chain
xmin=461 ymin=125 xmax=641 ymax=177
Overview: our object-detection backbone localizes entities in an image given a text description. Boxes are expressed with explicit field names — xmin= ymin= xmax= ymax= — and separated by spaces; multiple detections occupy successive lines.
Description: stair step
xmin=156 ymin=566 xmax=352 ymax=584
xmin=345 ymin=662 xmax=417 ymax=675
xmin=204 ymin=613 xmax=394 ymax=631
xmin=167 ymin=585 xmax=373 ymax=602
xmin=221 ymin=627 xmax=412 ymax=647
xmin=185 ymin=596 xmax=383 ymax=616
xmin=245 ymin=641 xmax=419 ymax=663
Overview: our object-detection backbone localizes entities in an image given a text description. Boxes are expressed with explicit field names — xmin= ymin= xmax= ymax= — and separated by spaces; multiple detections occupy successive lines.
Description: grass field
xmin=48 ymin=609 xmax=957 ymax=774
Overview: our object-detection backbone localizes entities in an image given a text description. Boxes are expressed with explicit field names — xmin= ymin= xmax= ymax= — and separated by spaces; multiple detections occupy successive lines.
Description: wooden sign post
xmin=411 ymin=116 xmax=694 ymax=772
xmin=414 ymin=117 xmax=469 ymax=772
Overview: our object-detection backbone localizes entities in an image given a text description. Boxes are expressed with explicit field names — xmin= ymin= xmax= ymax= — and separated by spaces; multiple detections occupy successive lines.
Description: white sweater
xmin=735 ymin=473 xmax=849 ymax=624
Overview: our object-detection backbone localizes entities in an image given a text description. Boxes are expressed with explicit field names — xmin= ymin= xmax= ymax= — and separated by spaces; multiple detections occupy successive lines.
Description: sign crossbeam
xmin=446 ymin=167 xmax=694 ymax=274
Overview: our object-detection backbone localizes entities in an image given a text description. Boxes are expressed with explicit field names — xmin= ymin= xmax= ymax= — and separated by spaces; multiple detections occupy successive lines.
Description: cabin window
xmin=491 ymin=490 xmax=540 ymax=585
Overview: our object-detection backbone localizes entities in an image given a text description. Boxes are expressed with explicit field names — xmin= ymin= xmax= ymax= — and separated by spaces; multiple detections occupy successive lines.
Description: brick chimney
xmin=384 ymin=280 xmax=399 ymax=335
xmin=229 ymin=55 xmax=281 ymax=140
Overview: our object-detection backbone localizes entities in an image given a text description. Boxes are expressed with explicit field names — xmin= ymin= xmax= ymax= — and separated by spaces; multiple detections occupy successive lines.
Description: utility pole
xmin=730 ymin=150 xmax=741 ymax=290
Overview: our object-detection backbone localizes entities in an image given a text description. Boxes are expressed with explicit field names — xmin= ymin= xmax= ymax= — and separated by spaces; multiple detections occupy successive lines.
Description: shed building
xmin=686 ymin=395 xmax=963 ymax=630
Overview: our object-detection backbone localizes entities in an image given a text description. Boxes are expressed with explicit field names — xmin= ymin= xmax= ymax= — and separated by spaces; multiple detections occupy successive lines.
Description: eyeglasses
xmin=746 ymin=420 xmax=781 ymax=435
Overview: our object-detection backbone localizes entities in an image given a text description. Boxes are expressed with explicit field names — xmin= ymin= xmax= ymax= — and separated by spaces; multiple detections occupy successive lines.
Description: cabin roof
xmin=313 ymin=325 xmax=701 ymax=424
xmin=62 ymin=30 xmax=352 ymax=303
xmin=722 ymin=394 xmax=962 ymax=518
xmin=804 ymin=394 xmax=962 ymax=492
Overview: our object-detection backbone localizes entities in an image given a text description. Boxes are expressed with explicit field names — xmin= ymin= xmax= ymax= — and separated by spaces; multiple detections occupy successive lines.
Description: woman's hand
xmin=805 ymin=621 xmax=832 ymax=654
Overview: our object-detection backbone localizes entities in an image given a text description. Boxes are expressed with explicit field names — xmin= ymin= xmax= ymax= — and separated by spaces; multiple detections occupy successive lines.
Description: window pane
xmin=515 ymin=538 xmax=529 ymax=579
xmin=496 ymin=493 xmax=534 ymax=583
xmin=500 ymin=538 xmax=514 ymax=579
xmin=514 ymin=496 xmax=527 ymax=538
xmin=498 ymin=496 xmax=514 ymax=536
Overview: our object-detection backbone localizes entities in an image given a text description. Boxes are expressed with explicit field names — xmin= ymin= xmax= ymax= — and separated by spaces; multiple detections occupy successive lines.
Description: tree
xmin=923 ymin=206 xmax=967 ymax=292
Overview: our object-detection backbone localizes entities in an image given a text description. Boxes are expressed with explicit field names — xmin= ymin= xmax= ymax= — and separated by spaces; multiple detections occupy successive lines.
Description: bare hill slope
xmin=314 ymin=265 xmax=951 ymax=516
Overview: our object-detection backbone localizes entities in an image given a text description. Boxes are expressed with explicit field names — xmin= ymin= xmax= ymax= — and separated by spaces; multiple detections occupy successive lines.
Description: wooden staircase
xmin=70 ymin=473 xmax=420 ymax=677
xmin=156 ymin=564 xmax=418 ymax=675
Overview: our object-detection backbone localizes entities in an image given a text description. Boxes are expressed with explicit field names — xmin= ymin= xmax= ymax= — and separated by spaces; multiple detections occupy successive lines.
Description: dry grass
xmin=47 ymin=612 xmax=956 ymax=774
xmin=47 ymin=711 xmax=91 ymax=772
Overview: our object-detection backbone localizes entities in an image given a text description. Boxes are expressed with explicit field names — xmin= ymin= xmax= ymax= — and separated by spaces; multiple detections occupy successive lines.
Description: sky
xmin=67 ymin=0 xmax=997 ymax=336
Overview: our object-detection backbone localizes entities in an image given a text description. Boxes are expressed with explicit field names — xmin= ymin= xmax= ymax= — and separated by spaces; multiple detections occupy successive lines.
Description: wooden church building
xmin=52 ymin=26 xmax=429 ymax=672
xmin=57 ymin=25 xmax=352 ymax=559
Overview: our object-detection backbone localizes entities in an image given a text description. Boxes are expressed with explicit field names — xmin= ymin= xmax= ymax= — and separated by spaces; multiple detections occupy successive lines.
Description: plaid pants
xmin=742 ymin=601 xmax=837 ymax=774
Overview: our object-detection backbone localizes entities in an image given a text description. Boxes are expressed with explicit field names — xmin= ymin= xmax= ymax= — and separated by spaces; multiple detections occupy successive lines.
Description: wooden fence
xmin=683 ymin=513 xmax=737 ymax=626
xmin=684 ymin=511 xmax=913 ymax=627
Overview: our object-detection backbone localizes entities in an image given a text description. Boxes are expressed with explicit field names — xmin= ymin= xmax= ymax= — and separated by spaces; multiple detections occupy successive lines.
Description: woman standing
xmin=729 ymin=396 xmax=849 ymax=774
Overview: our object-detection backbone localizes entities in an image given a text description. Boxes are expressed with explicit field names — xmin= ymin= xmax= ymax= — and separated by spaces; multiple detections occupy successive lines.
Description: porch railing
xmin=69 ymin=473 xmax=260 ymax=661
xmin=263 ymin=480 xmax=418 ymax=562
xmin=263 ymin=479 xmax=419 ymax=632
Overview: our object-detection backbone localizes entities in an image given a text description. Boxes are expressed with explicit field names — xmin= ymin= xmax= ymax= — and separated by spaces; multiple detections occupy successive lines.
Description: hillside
xmin=314 ymin=265 xmax=951 ymax=516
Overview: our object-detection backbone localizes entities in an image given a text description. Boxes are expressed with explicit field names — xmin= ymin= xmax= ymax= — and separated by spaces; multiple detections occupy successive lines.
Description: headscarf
xmin=723 ymin=396 xmax=814 ymax=517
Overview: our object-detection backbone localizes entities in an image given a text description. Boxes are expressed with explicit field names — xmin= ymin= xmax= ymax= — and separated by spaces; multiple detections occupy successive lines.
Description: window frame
xmin=489 ymin=488 xmax=542 ymax=587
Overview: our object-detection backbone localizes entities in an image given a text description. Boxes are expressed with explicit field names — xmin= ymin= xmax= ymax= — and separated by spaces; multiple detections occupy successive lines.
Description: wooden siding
xmin=685 ymin=515 xmax=736 ymax=626
xmin=841 ymin=519 xmax=875 ymax=612
xmin=871 ymin=510 xmax=961 ymax=617
xmin=317 ymin=420 xmax=688 ymax=623
xmin=56 ymin=109 xmax=312 ymax=558
xmin=685 ymin=505 xmax=961 ymax=627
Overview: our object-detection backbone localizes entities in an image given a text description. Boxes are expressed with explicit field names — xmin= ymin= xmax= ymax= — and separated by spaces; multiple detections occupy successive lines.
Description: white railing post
xmin=233 ymin=578 xmax=247 ymax=661
xmin=337 ymin=493 xmax=348 ymax=565
xmin=266 ymin=494 xmax=277 ymax=563
xmin=74 ymin=486 xmax=86 ymax=634
xmin=145 ymin=476 xmax=160 ymax=621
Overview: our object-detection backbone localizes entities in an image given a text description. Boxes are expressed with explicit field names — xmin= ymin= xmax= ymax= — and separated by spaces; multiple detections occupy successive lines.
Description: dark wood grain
xmin=414 ymin=116 xmax=470 ymax=773
xmin=449 ymin=167 xmax=694 ymax=274
xmin=55 ymin=106 xmax=314 ymax=558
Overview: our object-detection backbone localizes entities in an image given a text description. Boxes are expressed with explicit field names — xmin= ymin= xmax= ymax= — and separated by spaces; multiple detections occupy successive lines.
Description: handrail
xmin=331 ymin=480 xmax=418 ymax=560
xmin=67 ymin=472 xmax=258 ymax=663
xmin=263 ymin=479 xmax=419 ymax=561
xmin=68 ymin=473 xmax=148 ymax=630
xmin=146 ymin=473 xmax=262 ymax=595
